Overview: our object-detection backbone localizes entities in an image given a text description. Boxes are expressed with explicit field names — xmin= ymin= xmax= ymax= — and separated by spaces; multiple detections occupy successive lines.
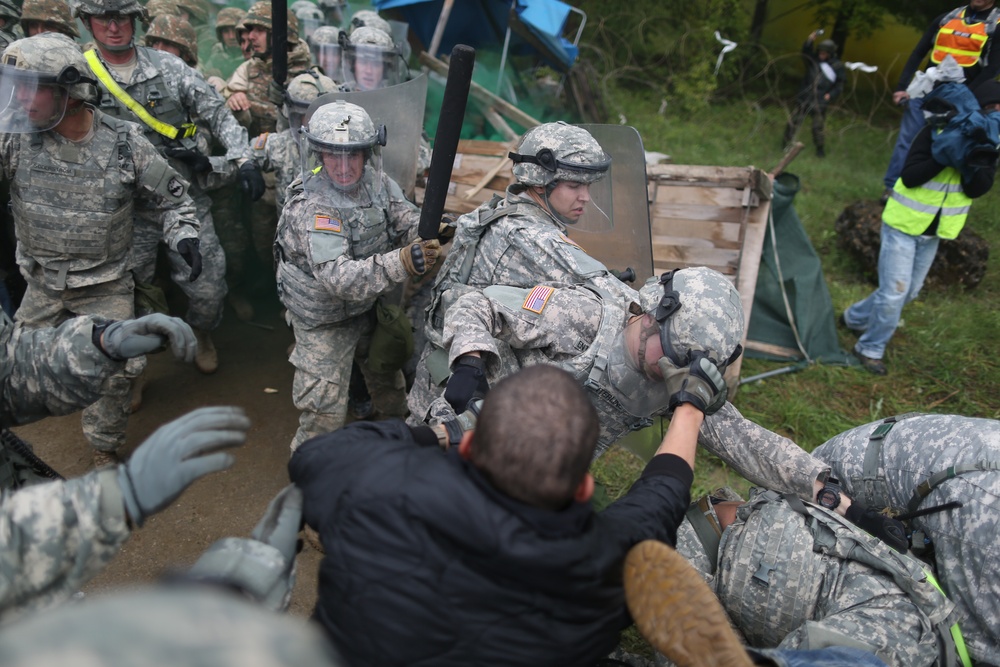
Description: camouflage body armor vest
xmin=276 ymin=175 xmax=393 ymax=329
xmin=11 ymin=115 xmax=134 ymax=289
xmin=243 ymin=56 xmax=278 ymax=136
xmin=96 ymin=48 xmax=198 ymax=152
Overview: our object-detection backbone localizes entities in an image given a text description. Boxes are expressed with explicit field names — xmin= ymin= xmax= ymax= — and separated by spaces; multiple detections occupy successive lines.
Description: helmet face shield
xmin=344 ymin=44 xmax=402 ymax=91
xmin=314 ymin=43 xmax=341 ymax=79
xmin=606 ymin=314 xmax=672 ymax=418
xmin=572 ymin=174 xmax=613 ymax=232
xmin=0 ymin=65 xmax=69 ymax=132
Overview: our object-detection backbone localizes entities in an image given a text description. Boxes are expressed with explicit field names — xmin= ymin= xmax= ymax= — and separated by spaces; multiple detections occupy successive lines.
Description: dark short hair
xmin=470 ymin=364 xmax=599 ymax=510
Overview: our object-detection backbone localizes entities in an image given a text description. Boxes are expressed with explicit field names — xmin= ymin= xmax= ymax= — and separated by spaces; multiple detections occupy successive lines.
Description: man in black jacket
xmin=289 ymin=363 xmax=703 ymax=667
xmin=783 ymin=31 xmax=845 ymax=157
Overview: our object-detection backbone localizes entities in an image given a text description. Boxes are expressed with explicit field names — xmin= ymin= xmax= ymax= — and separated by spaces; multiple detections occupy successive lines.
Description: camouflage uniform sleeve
xmin=443 ymin=286 xmax=601 ymax=365
xmin=129 ymin=126 xmax=200 ymax=252
xmin=0 ymin=315 xmax=123 ymax=427
xmin=250 ymin=131 xmax=276 ymax=172
xmin=697 ymin=401 xmax=829 ymax=500
xmin=170 ymin=56 xmax=250 ymax=162
xmin=0 ymin=132 xmax=17 ymax=179
xmin=0 ymin=469 xmax=130 ymax=623
xmin=384 ymin=175 xmax=421 ymax=246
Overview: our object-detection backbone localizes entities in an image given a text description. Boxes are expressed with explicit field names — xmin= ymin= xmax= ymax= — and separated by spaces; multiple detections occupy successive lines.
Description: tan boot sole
xmin=303 ymin=525 xmax=325 ymax=554
xmin=624 ymin=540 xmax=752 ymax=667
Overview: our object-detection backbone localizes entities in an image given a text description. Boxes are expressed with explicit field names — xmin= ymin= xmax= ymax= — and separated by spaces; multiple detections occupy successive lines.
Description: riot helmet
xmin=509 ymin=122 xmax=613 ymax=228
xmin=606 ymin=267 xmax=744 ymax=417
xmin=308 ymin=25 xmax=342 ymax=80
xmin=0 ymin=34 xmax=99 ymax=132
xmin=315 ymin=0 xmax=347 ymax=27
xmin=20 ymin=0 xmax=79 ymax=39
xmin=0 ymin=0 xmax=18 ymax=30
xmin=300 ymin=100 xmax=387 ymax=204
xmin=342 ymin=26 xmax=404 ymax=91
xmin=291 ymin=0 xmax=323 ymax=41
xmin=348 ymin=9 xmax=391 ymax=37
xmin=173 ymin=0 xmax=210 ymax=26
xmin=284 ymin=69 xmax=335 ymax=132
xmin=144 ymin=0 xmax=182 ymax=21
xmin=241 ymin=1 xmax=299 ymax=59
xmin=214 ymin=6 xmax=245 ymax=47
xmin=75 ymin=0 xmax=149 ymax=52
xmin=144 ymin=14 xmax=198 ymax=66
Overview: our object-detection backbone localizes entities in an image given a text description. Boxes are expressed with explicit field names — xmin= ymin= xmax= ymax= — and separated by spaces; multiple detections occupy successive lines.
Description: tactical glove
xmin=444 ymin=355 xmax=489 ymax=414
xmin=399 ymin=239 xmax=440 ymax=277
xmin=176 ymin=237 xmax=203 ymax=282
xmin=659 ymin=355 xmax=728 ymax=416
xmin=438 ymin=398 xmax=484 ymax=449
xmin=268 ymin=79 xmax=287 ymax=107
xmin=239 ymin=161 xmax=266 ymax=201
xmin=164 ymin=147 xmax=212 ymax=174
xmin=845 ymin=503 xmax=909 ymax=554
xmin=438 ymin=214 xmax=457 ymax=242
xmin=99 ymin=313 xmax=197 ymax=363
xmin=186 ymin=484 xmax=302 ymax=612
xmin=118 ymin=406 xmax=250 ymax=527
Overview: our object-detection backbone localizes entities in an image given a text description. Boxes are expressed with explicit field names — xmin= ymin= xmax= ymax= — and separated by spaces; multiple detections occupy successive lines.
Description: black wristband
xmin=452 ymin=355 xmax=486 ymax=373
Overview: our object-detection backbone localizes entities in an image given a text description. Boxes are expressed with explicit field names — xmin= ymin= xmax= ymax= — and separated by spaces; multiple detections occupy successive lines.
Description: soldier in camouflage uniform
xmin=407 ymin=122 xmax=637 ymax=426
xmin=347 ymin=9 xmax=392 ymax=37
xmin=202 ymin=6 xmax=246 ymax=88
xmin=226 ymin=2 xmax=312 ymax=278
xmin=76 ymin=0 xmax=266 ymax=374
xmin=813 ymin=414 xmax=1000 ymax=665
xmin=0 ymin=0 xmax=21 ymax=50
xmin=19 ymin=0 xmax=79 ymax=40
xmin=144 ymin=14 xmax=198 ymax=67
xmin=274 ymin=102 xmax=440 ymax=451
xmin=0 ymin=404 xmax=248 ymax=624
xmin=308 ymin=25 xmax=342 ymax=82
xmin=144 ymin=0 xmax=182 ymax=21
xmin=0 ymin=34 xmax=201 ymax=464
xmin=339 ymin=26 xmax=404 ymax=92
xmin=671 ymin=487 xmax=957 ymax=667
xmin=251 ymin=70 xmax=335 ymax=213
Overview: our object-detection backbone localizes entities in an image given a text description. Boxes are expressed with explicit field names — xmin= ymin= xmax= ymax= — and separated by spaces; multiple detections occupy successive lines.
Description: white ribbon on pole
xmin=844 ymin=61 xmax=878 ymax=73
xmin=714 ymin=31 xmax=737 ymax=76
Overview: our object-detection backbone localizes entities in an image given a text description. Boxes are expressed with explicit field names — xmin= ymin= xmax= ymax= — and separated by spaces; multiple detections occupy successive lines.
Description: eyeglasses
xmin=90 ymin=14 xmax=131 ymax=29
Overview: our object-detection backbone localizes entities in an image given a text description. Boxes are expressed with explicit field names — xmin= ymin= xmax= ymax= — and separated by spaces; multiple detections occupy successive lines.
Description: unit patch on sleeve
xmin=558 ymin=232 xmax=582 ymax=249
xmin=314 ymin=215 xmax=342 ymax=232
xmin=522 ymin=285 xmax=555 ymax=314
xmin=253 ymin=133 xmax=269 ymax=150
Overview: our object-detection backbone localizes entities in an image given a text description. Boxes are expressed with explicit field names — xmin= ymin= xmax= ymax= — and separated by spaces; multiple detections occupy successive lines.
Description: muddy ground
xmin=11 ymin=293 xmax=323 ymax=616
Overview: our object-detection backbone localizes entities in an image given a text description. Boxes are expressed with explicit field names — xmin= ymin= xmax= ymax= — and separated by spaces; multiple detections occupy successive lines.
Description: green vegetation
xmin=592 ymin=86 xmax=1000 ymax=502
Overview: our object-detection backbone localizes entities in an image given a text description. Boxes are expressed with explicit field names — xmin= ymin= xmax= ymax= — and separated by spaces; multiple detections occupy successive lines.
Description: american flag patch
xmin=253 ymin=133 xmax=269 ymax=150
xmin=522 ymin=285 xmax=554 ymax=314
xmin=315 ymin=215 xmax=341 ymax=232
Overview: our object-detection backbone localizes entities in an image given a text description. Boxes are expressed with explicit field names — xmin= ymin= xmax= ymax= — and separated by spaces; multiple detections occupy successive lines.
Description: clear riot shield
xmin=574 ymin=124 xmax=654 ymax=286
xmin=306 ymin=73 xmax=428 ymax=198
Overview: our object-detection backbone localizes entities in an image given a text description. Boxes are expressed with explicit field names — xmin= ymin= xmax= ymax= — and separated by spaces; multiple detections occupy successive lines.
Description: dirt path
xmin=12 ymin=295 xmax=322 ymax=616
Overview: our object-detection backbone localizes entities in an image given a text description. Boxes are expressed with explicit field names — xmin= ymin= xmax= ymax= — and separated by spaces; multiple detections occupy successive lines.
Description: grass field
xmin=591 ymin=86 xmax=1000 ymax=502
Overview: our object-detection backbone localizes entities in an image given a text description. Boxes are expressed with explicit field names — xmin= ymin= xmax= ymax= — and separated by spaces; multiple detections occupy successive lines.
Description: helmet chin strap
xmin=540 ymin=181 xmax=577 ymax=227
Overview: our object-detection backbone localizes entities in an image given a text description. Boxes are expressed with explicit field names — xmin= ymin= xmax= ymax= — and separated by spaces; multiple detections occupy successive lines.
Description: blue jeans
xmin=844 ymin=223 xmax=939 ymax=360
xmin=882 ymin=96 xmax=925 ymax=189
xmin=749 ymin=646 xmax=888 ymax=667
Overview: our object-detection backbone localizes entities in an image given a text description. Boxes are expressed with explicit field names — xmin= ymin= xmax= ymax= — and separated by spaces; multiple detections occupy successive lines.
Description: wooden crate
xmin=414 ymin=140 xmax=514 ymax=216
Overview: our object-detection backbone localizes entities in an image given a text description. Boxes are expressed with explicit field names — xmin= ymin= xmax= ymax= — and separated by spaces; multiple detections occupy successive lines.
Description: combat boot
xmin=92 ymin=449 xmax=121 ymax=469
xmin=193 ymin=327 xmax=219 ymax=374
xmin=624 ymin=540 xmax=753 ymax=667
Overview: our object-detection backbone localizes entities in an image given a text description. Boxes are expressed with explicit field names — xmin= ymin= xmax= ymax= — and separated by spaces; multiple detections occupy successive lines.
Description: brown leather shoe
xmin=193 ymin=327 xmax=218 ymax=374
xmin=854 ymin=351 xmax=887 ymax=376
xmin=624 ymin=540 xmax=753 ymax=667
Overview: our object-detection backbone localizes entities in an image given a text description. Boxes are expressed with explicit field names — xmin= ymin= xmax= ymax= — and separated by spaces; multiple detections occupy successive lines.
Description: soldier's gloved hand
xmin=845 ymin=503 xmax=909 ymax=553
xmin=444 ymin=355 xmax=489 ymax=413
xmin=176 ymin=237 xmax=203 ymax=282
xmin=659 ymin=355 xmax=728 ymax=416
xmin=99 ymin=313 xmax=197 ymax=363
xmin=438 ymin=214 xmax=457 ymax=242
xmin=186 ymin=484 xmax=302 ymax=612
xmin=239 ymin=161 xmax=266 ymax=201
xmin=267 ymin=79 xmax=286 ymax=107
xmin=399 ymin=239 xmax=440 ymax=276
xmin=437 ymin=398 xmax=484 ymax=448
xmin=164 ymin=147 xmax=212 ymax=174
xmin=118 ymin=406 xmax=250 ymax=527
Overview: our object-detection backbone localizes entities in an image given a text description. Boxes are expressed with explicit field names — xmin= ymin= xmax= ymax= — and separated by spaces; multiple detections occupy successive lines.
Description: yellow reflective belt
xmin=83 ymin=49 xmax=196 ymax=141
xmin=925 ymin=570 xmax=973 ymax=667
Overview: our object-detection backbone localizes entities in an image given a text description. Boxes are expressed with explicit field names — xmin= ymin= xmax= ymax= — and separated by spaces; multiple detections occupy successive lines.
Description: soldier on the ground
xmin=813 ymin=414 xmax=1000 ymax=665
xmin=144 ymin=14 xmax=198 ymax=68
xmin=308 ymin=25 xmax=342 ymax=82
xmin=0 ymin=0 xmax=20 ymax=50
xmin=339 ymin=25 xmax=404 ymax=92
xmin=75 ymin=0 xmax=265 ymax=375
xmin=0 ymin=34 xmax=202 ymax=466
xmin=19 ymin=0 xmax=79 ymax=40
xmin=274 ymin=101 xmax=438 ymax=451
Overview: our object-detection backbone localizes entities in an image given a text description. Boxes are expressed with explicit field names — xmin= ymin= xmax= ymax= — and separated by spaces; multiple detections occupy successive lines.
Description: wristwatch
xmin=816 ymin=476 xmax=842 ymax=510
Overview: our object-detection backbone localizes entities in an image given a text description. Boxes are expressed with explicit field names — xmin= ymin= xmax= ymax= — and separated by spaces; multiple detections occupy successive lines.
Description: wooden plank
xmin=480 ymin=104 xmax=520 ymax=142
xmin=415 ymin=183 xmax=505 ymax=216
xmin=652 ymin=243 xmax=740 ymax=270
xmin=744 ymin=340 xmax=801 ymax=358
xmin=456 ymin=139 xmax=510 ymax=157
xmin=649 ymin=164 xmax=772 ymax=200
xmin=450 ymin=153 xmax=513 ymax=190
xmin=651 ymin=203 xmax=747 ymax=224
xmin=652 ymin=184 xmax=748 ymax=207
xmin=650 ymin=220 xmax=744 ymax=247
xmin=654 ymin=260 xmax=737 ymax=279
